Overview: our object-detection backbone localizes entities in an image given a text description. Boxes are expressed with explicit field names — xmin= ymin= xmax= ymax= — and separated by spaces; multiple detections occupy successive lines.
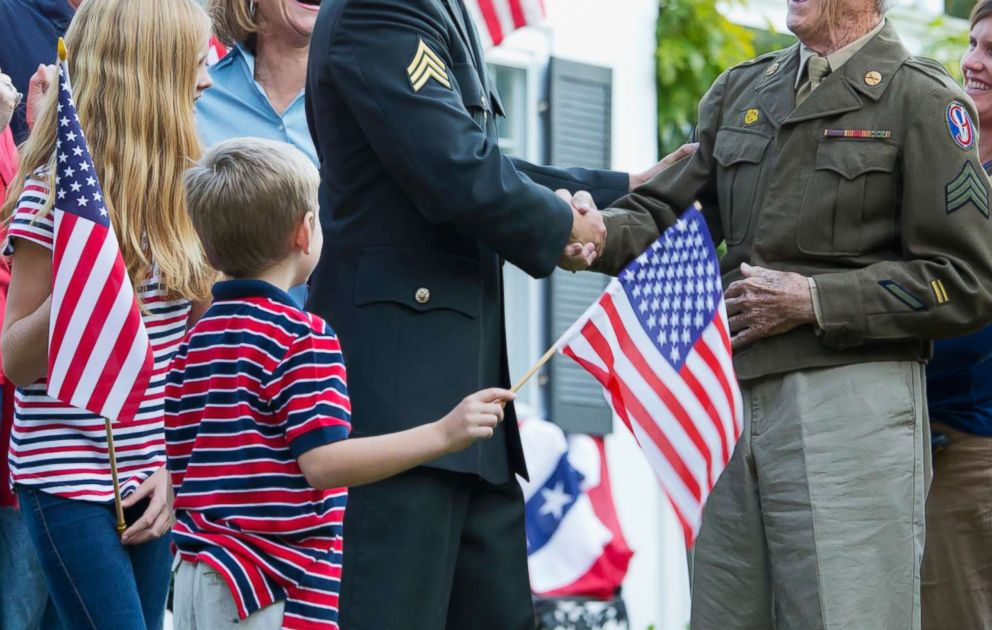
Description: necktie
xmin=796 ymin=55 xmax=831 ymax=106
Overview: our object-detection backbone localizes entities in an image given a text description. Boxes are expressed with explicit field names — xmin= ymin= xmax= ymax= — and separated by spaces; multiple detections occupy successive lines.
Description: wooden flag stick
xmin=103 ymin=418 xmax=127 ymax=536
xmin=511 ymin=345 xmax=558 ymax=394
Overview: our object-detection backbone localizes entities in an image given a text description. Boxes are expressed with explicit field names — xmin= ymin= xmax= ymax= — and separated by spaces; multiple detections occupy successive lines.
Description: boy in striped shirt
xmin=166 ymin=138 xmax=514 ymax=630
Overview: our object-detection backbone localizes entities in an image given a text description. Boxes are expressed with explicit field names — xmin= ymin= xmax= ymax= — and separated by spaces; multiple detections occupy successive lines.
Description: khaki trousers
xmin=690 ymin=361 xmax=930 ymax=630
xmin=921 ymin=423 xmax=992 ymax=630
xmin=173 ymin=560 xmax=285 ymax=630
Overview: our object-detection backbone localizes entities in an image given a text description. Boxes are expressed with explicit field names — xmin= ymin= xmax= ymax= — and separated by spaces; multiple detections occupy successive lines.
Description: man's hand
xmin=724 ymin=263 xmax=815 ymax=350
xmin=26 ymin=64 xmax=55 ymax=131
xmin=0 ymin=71 xmax=20 ymax=133
xmin=120 ymin=466 xmax=174 ymax=545
xmin=629 ymin=143 xmax=699 ymax=190
xmin=558 ymin=189 xmax=606 ymax=272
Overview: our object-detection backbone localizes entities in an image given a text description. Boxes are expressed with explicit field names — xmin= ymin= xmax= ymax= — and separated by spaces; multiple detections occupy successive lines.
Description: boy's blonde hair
xmin=185 ymin=138 xmax=320 ymax=278
xmin=2 ymin=0 xmax=216 ymax=301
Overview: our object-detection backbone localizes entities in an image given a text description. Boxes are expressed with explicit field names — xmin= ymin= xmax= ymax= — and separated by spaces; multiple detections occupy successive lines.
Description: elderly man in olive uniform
xmin=563 ymin=0 xmax=992 ymax=628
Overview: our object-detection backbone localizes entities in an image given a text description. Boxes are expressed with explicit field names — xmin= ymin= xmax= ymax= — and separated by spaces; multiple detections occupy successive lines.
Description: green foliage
xmin=946 ymin=0 xmax=977 ymax=20
xmin=655 ymin=0 xmax=756 ymax=155
xmin=921 ymin=15 xmax=970 ymax=81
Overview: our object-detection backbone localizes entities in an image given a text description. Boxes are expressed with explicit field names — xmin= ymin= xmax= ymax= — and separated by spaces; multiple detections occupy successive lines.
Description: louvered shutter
xmin=545 ymin=58 xmax=614 ymax=435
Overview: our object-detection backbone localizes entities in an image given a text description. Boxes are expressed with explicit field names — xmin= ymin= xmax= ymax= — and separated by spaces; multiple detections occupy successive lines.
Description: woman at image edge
xmin=0 ymin=1 xmax=215 ymax=628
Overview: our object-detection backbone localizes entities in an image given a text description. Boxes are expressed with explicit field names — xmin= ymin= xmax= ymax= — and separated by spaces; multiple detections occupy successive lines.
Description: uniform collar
xmin=795 ymin=19 xmax=886 ymax=89
xmin=212 ymin=279 xmax=298 ymax=308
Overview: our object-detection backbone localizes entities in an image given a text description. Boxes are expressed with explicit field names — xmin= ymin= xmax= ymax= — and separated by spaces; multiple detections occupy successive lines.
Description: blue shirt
xmin=195 ymin=44 xmax=314 ymax=306
xmin=195 ymin=44 xmax=318 ymax=166
xmin=0 ymin=0 xmax=75 ymax=142
xmin=926 ymin=161 xmax=992 ymax=437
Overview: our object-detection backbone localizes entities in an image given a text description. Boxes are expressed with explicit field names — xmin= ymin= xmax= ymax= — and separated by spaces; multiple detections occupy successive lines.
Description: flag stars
xmin=70 ymin=181 xmax=82 ymax=192
xmin=72 ymin=146 xmax=83 ymax=157
xmin=66 ymin=131 xmax=77 ymax=143
xmin=539 ymin=483 xmax=573 ymax=520
xmin=80 ymin=162 xmax=90 ymax=173
xmin=86 ymin=176 xmax=96 ymax=187
xmin=60 ymin=116 xmax=69 ymax=127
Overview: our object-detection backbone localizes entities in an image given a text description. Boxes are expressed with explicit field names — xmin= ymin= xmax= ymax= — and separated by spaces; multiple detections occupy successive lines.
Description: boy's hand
xmin=439 ymin=388 xmax=516 ymax=453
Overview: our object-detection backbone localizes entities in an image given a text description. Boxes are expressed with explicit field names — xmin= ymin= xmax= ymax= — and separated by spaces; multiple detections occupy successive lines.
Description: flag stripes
xmin=558 ymin=209 xmax=743 ymax=547
xmin=463 ymin=0 xmax=545 ymax=48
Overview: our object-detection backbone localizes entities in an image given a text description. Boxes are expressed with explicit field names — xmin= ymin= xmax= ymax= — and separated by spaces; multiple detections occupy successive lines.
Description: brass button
xmin=415 ymin=288 xmax=431 ymax=304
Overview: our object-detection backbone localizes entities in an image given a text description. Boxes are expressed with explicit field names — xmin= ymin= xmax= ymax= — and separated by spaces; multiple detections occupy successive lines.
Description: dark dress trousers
xmin=305 ymin=0 xmax=628 ymax=627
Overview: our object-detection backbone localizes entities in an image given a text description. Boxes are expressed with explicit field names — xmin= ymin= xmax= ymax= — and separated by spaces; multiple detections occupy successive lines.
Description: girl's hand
xmin=121 ymin=466 xmax=174 ymax=545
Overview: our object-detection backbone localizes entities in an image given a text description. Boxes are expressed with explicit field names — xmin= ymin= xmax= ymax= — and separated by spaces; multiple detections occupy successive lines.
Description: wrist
xmin=628 ymin=172 xmax=642 ymax=191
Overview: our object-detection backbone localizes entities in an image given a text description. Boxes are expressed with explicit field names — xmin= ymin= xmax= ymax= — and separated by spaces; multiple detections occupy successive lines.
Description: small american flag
xmin=46 ymin=50 xmax=154 ymax=423
xmin=557 ymin=208 xmax=743 ymax=547
xmin=463 ymin=0 xmax=545 ymax=48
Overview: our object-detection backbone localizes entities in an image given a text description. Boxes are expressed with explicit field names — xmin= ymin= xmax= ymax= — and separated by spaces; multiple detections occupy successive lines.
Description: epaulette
xmin=732 ymin=49 xmax=784 ymax=71
xmin=903 ymin=56 xmax=958 ymax=89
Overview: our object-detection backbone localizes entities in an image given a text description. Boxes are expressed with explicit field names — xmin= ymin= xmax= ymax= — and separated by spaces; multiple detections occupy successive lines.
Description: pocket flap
xmin=815 ymin=140 xmax=898 ymax=180
xmin=451 ymin=63 xmax=488 ymax=112
xmin=713 ymin=129 xmax=771 ymax=167
xmin=354 ymin=247 xmax=481 ymax=319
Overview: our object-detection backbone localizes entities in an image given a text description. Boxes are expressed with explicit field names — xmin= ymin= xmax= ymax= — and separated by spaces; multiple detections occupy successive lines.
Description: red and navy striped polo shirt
xmin=165 ymin=279 xmax=350 ymax=630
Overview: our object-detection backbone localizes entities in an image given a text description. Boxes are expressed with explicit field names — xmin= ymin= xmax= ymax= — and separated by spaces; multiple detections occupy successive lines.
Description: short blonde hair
xmin=185 ymin=138 xmax=319 ymax=278
xmin=207 ymin=0 xmax=258 ymax=45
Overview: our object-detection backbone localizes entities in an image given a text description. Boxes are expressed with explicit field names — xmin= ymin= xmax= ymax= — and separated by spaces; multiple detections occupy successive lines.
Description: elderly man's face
xmin=786 ymin=0 xmax=876 ymax=42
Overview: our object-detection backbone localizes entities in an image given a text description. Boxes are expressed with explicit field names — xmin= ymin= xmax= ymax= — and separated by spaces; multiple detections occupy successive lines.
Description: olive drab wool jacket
xmin=592 ymin=21 xmax=992 ymax=380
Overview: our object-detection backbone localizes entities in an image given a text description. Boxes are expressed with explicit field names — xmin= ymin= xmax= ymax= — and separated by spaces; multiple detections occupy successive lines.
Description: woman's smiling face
xmin=257 ymin=0 xmax=321 ymax=41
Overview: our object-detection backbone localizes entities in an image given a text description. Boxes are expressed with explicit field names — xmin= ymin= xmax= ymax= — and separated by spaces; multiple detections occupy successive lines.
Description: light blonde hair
xmin=207 ymin=0 xmax=259 ymax=46
xmin=2 ymin=0 xmax=215 ymax=301
xmin=184 ymin=138 xmax=319 ymax=278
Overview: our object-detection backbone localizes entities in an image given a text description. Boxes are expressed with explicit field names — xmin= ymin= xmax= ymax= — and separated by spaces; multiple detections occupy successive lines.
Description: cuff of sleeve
xmin=589 ymin=209 xmax=658 ymax=276
xmin=289 ymin=424 xmax=350 ymax=458
xmin=808 ymin=277 xmax=824 ymax=332
xmin=810 ymin=271 xmax=867 ymax=349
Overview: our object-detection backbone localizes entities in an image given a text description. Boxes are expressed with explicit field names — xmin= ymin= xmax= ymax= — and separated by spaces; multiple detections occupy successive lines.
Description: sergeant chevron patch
xmin=945 ymin=162 xmax=991 ymax=218
xmin=407 ymin=38 xmax=451 ymax=92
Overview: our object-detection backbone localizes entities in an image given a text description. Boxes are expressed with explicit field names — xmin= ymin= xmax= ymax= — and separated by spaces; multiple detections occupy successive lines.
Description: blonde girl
xmin=1 ymin=1 xmax=214 ymax=628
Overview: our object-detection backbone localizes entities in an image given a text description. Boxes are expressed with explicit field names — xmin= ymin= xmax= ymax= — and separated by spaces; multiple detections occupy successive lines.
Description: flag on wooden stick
xmin=46 ymin=40 xmax=154 ymax=424
xmin=556 ymin=208 xmax=743 ymax=547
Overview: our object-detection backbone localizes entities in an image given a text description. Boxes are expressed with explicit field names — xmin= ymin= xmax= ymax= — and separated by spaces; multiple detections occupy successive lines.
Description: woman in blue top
xmin=197 ymin=0 xmax=321 ymax=305
xmin=921 ymin=3 xmax=992 ymax=626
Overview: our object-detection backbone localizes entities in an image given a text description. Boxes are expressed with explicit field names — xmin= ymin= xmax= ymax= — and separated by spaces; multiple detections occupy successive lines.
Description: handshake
xmin=556 ymin=189 xmax=605 ymax=272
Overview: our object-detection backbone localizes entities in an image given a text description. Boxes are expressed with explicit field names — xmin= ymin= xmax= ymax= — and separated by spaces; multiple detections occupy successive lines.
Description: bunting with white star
xmin=46 ymin=42 xmax=154 ymax=424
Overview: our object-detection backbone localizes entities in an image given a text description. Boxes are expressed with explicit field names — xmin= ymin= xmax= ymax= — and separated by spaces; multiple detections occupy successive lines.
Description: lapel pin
xmin=766 ymin=62 xmax=780 ymax=76
xmin=865 ymin=71 xmax=882 ymax=86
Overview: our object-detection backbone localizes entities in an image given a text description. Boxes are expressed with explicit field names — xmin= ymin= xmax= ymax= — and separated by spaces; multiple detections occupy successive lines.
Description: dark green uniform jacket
xmin=593 ymin=21 xmax=992 ymax=380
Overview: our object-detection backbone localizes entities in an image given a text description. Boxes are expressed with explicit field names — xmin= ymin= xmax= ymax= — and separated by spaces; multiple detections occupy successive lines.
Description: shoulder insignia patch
xmin=945 ymin=161 xmax=991 ymax=218
xmin=879 ymin=280 xmax=927 ymax=311
xmin=947 ymin=101 xmax=976 ymax=150
xmin=407 ymin=38 xmax=451 ymax=92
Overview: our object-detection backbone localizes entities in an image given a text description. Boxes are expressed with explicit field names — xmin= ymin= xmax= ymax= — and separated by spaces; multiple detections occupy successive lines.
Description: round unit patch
xmin=947 ymin=101 xmax=976 ymax=150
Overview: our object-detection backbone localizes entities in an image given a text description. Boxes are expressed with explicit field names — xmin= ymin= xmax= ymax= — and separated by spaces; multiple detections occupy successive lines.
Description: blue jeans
xmin=0 ymin=506 xmax=61 ymax=629
xmin=17 ymin=487 xmax=173 ymax=630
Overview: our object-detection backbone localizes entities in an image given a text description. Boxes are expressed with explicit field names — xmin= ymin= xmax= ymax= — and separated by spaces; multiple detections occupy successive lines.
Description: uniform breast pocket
xmin=713 ymin=129 xmax=771 ymax=245
xmin=797 ymin=140 xmax=898 ymax=256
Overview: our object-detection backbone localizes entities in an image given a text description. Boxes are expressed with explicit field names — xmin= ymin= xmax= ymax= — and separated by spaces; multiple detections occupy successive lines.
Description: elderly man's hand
xmin=558 ymin=189 xmax=606 ymax=272
xmin=629 ymin=143 xmax=699 ymax=190
xmin=725 ymin=263 xmax=816 ymax=350
xmin=0 ymin=71 xmax=20 ymax=133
